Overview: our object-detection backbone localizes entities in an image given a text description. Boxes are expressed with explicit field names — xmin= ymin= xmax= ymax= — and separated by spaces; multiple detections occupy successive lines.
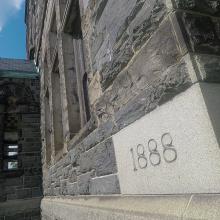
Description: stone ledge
xmin=41 ymin=194 xmax=220 ymax=220
xmin=0 ymin=197 xmax=42 ymax=216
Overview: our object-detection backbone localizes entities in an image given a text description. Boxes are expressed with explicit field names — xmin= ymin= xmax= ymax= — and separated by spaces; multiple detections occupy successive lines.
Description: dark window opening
xmin=44 ymin=57 xmax=52 ymax=165
xmin=63 ymin=0 xmax=91 ymax=127
xmin=83 ymin=73 xmax=91 ymax=121
xmin=63 ymin=0 xmax=82 ymax=39
xmin=4 ymin=160 xmax=18 ymax=171
xmin=1 ymin=112 xmax=21 ymax=174
xmin=3 ymin=141 xmax=20 ymax=172
xmin=51 ymin=55 xmax=64 ymax=158
xmin=59 ymin=0 xmax=68 ymax=23
xmin=4 ymin=144 xmax=19 ymax=157
xmin=29 ymin=47 xmax=35 ymax=60
xmin=49 ymin=7 xmax=58 ymax=62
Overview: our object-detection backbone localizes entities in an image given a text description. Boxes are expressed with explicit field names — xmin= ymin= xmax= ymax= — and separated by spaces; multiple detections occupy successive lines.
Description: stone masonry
xmin=0 ymin=59 xmax=42 ymax=220
xmin=25 ymin=0 xmax=220 ymax=219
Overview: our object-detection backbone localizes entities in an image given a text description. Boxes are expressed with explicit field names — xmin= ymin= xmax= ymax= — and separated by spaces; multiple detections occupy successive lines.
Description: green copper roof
xmin=0 ymin=58 xmax=38 ymax=79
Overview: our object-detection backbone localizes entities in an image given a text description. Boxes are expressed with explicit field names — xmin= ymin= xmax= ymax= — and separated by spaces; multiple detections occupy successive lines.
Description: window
xmin=44 ymin=57 xmax=52 ymax=165
xmin=49 ymin=6 xmax=58 ymax=63
xmin=62 ymin=0 xmax=90 ymax=128
xmin=3 ymin=132 xmax=20 ymax=172
xmin=83 ymin=73 xmax=91 ymax=122
xmin=3 ymin=144 xmax=19 ymax=171
xmin=51 ymin=56 xmax=64 ymax=159
xmin=2 ymin=110 xmax=20 ymax=173
xmin=58 ymin=0 xmax=67 ymax=23
xmin=43 ymin=0 xmax=92 ymax=163
xmin=7 ymin=145 xmax=18 ymax=156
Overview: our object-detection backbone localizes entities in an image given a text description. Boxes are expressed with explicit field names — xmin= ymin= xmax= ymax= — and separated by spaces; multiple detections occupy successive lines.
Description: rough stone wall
xmin=0 ymin=77 xmax=42 ymax=220
xmin=25 ymin=0 xmax=220 ymax=198
xmin=25 ymin=0 xmax=220 ymax=219
xmin=25 ymin=0 xmax=48 ymax=60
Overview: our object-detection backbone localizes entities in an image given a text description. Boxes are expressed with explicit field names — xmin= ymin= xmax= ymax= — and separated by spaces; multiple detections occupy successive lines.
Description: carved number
xmin=161 ymin=133 xmax=177 ymax=163
xmin=130 ymin=148 xmax=138 ymax=172
xmin=148 ymin=139 xmax=161 ymax=166
xmin=130 ymin=133 xmax=177 ymax=171
xmin=137 ymin=144 xmax=148 ymax=169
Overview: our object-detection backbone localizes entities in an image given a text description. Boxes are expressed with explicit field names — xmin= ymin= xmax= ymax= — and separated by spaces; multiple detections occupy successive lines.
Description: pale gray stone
xmin=113 ymin=83 xmax=220 ymax=194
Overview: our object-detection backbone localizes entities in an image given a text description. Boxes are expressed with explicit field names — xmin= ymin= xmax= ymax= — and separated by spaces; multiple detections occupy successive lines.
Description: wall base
xmin=41 ymin=195 xmax=220 ymax=220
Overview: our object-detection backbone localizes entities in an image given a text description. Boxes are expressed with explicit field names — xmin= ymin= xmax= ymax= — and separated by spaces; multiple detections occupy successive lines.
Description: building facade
xmin=0 ymin=58 xmax=42 ymax=220
xmin=26 ymin=0 xmax=220 ymax=219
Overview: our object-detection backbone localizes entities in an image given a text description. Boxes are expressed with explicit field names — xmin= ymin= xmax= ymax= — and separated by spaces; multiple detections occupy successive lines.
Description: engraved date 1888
xmin=130 ymin=133 xmax=177 ymax=171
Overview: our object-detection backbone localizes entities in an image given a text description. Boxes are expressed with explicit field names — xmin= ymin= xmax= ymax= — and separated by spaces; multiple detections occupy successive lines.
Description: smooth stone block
xmin=41 ymin=195 xmax=220 ymax=220
xmin=113 ymin=83 xmax=220 ymax=194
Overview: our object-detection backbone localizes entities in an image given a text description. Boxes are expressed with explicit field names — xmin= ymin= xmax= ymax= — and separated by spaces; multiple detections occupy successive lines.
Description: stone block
xmin=6 ymin=194 xmax=18 ymax=200
xmin=5 ymin=213 xmax=24 ymax=220
xmin=113 ymin=83 xmax=220 ymax=194
xmin=67 ymin=182 xmax=78 ymax=196
xmin=176 ymin=12 xmax=220 ymax=55
xmin=62 ymin=165 xmax=71 ymax=179
xmin=93 ymin=138 xmax=117 ymax=177
xmin=69 ymin=168 xmax=77 ymax=183
xmin=16 ymin=188 xmax=32 ymax=199
xmin=95 ymin=16 xmax=185 ymax=124
xmin=31 ymin=187 xmax=42 ymax=197
xmin=115 ymin=57 xmax=191 ymax=130
xmin=88 ymin=0 xmax=168 ymax=89
xmin=40 ymin=195 xmax=195 ymax=220
xmin=193 ymin=54 xmax=220 ymax=83
xmin=24 ymin=176 xmax=42 ymax=188
xmin=5 ymin=177 xmax=23 ymax=187
xmin=80 ymin=120 xmax=118 ymax=152
xmin=60 ymin=180 xmax=67 ymax=195
xmin=89 ymin=174 xmax=120 ymax=195
xmin=4 ymin=132 xmax=18 ymax=142
xmin=78 ymin=171 xmax=95 ymax=195
xmin=79 ymin=148 xmax=95 ymax=173
xmin=174 ymin=0 xmax=220 ymax=16
xmin=63 ymin=154 xmax=71 ymax=167
xmin=79 ymin=138 xmax=117 ymax=176
xmin=183 ymin=195 xmax=220 ymax=220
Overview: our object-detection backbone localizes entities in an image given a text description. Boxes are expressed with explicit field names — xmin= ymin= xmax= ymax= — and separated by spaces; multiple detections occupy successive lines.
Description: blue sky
xmin=0 ymin=0 xmax=26 ymax=59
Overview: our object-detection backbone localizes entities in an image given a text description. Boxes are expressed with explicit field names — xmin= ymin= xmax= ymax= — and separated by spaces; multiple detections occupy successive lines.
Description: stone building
xmin=0 ymin=58 xmax=42 ymax=220
xmin=25 ymin=0 xmax=220 ymax=219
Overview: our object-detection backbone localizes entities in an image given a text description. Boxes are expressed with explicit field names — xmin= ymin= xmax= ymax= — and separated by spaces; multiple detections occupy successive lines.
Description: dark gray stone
xmin=16 ymin=188 xmax=32 ymax=199
xmin=94 ymin=138 xmax=117 ymax=177
xmin=177 ymin=12 xmax=220 ymax=55
xmin=89 ymin=174 xmax=120 ymax=195
xmin=62 ymin=165 xmax=71 ymax=179
xmin=60 ymin=180 xmax=67 ymax=195
xmin=194 ymin=54 xmax=220 ymax=82
xmin=24 ymin=176 xmax=42 ymax=188
xmin=78 ymin=171 xmax=95 ymax=195
xmin=79 ymin=138 xmax=117 ymax=176
xmin=83 ymin=121 xmax=118 ymax=151
xmin=32 ymin=187 xmax=42 ymax=197
xmin=5 ymin=178 xmax=23 ymax=187
xmin=5 ymin=213 xmax=24 ymax=220
xmin=174 ymin=0 xmax=220 ymax=16
xmin=115 ymin=59 xmax=191 ymax=129
xmin=95 ymin=17 xmax=182 ymax=121
xmin=79 ymin=148 xmax=95 ymax=173
xmin=62 ymin=154 xmax=71 ymax=168
xmin=67 ymin=182 xmax=78 ymax=196
xmin=98 ymin=0 xmax=167 ymax=89
xmin=85 ymin=0 xmax=167 ymax=89
xmin=69 ymin=168 xmax=77 ymax=183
